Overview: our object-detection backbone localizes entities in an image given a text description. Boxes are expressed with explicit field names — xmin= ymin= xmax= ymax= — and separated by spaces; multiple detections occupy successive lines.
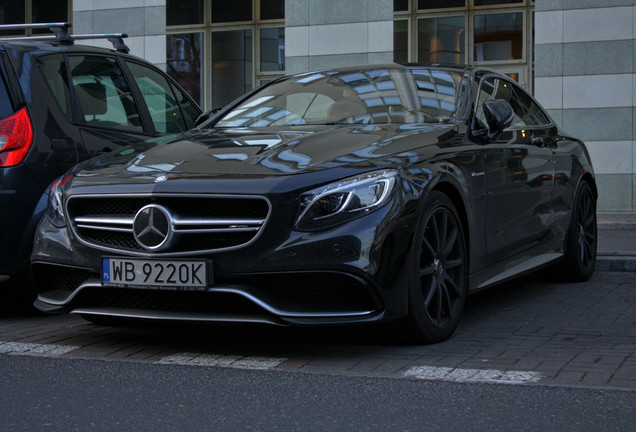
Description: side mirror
xmin=483 ymin=99 xmax=514 ymax=140
xmin=194 ymin=107 xmax=222 ymax=127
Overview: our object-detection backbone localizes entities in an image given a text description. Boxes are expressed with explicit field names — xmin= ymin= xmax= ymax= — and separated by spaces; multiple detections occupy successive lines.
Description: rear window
xmin=38 ymin=54 xmax=72 ymax=121
xmin=0 ymin=68 xmax=14 ymax=119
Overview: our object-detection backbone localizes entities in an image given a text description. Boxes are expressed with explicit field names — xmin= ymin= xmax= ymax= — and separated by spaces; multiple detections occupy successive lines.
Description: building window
xmin=419 ymin=0 xmax=465 ymax=9
xmin=394 ymin=0 xmax=534 ymax=91
xmin=167 ymin=0 xmax=204 ymax=26
xmin=475 ymin=0 xmax=523 ymax=5
xmin=260 ymin=0 xmax=284 ymax=20
xmin=166 ymin=0 xmax=285 ymax=110
xmin=394 ymin=19 xmax=409 ymax=63
xmin=260 ymin=27 xmax=285 ymax=72
xmin=418 ymin=16 xmax=466 ymax=64
xmin=211 ymin=0 xmax=252 ymax=23
xmin=394 ymin=0 xmax=409 ymax=12
xmin=0 ymin=0 xmax=70 ymax=35
xmin=474 ymin=12 xmax=523 ymax=61
xmin=167 ymin=33 xmax=203 ymax=106
xmin=211 ymin=29 xmax=253 ymax=107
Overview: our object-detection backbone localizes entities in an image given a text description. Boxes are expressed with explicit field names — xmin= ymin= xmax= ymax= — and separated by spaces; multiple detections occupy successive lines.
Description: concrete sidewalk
xmin=597 ymin=213 xmax=636 ymax=272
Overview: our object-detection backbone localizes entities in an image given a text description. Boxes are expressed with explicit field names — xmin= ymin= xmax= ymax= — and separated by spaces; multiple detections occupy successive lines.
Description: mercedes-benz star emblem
xmin=155 ymin=175 xmax=168 ymax=183
xmin=132 ymin=204 xmax=173 ymax=250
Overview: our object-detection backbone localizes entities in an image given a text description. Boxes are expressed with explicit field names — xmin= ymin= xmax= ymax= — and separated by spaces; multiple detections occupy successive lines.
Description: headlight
xmin=47 ymin=174 xmax=72 ymax=228
xmin=294 ymin=170 xmax=398 ymax=231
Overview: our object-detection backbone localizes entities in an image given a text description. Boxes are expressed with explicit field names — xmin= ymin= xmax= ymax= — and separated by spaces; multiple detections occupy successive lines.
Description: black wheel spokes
xmin=441 ymin=224 xmax=458 ymax=258
xmin=420 ymin=208 xmax=465 ymax=326
xmin=581 ymin=193 xmax=596 ymax=229
xmin=577 ymin=189 xmax=597 ymax=270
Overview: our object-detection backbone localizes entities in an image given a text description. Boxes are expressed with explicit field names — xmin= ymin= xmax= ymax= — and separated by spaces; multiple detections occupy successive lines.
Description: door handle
xmin=531 ymin=137 xmax=545 ymax=147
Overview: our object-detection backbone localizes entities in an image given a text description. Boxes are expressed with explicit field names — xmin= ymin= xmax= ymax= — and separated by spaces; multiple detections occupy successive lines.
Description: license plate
xmin=102 ymin=257 xmax=210 ymax=290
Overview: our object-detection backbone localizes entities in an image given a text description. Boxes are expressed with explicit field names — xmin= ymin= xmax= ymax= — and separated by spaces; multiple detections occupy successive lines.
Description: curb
xmin=596 ymin=213 xmax=636 ymax=272
xmin=595 ymin=256 xmax=636 ymax=273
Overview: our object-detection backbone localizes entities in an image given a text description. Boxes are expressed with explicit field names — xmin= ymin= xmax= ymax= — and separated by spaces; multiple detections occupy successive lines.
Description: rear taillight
xmin=0 ymin=107 xmax=34 ymax=167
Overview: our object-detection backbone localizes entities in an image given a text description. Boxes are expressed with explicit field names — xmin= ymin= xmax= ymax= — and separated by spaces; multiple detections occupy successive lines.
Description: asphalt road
xmin=1 ymin=271 xmax=635 ymax=430
xmin=2 ymin=354 xmax=635 ymax=432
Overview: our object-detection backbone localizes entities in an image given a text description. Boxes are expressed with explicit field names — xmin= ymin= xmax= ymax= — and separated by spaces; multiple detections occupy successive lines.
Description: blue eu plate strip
xmin=102 ymin=258 xmax=110 ymax=282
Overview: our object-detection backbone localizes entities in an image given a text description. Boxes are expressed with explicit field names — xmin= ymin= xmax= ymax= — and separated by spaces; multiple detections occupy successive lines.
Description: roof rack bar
xmin=0 ymin=36 xmax=62 ymax=42
xmin=0 ymin=22 xmax=72 ymax=44
xmin=68 ymin=33 xmax=130 ymax=53
xmin=0 ymin=22 xmax=70 ymax=31
xmin=0 ymin=23 xmax=130 ymax=53
xmin=70 ymin=33 xmax=128 ymax=40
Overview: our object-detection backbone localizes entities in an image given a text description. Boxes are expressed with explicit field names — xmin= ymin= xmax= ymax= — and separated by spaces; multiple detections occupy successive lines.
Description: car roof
xmin=0 ymin=39 xmax=146 ymax=63
xmin=298 ymin=63 xmax=472 ymax=74
xmin=296 ymin=63 xmax=512 ymax=81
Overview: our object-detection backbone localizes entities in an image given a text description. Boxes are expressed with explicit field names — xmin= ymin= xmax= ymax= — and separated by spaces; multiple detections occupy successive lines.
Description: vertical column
xmin=72 ymin=0 xmax=167 ymax=71
xmin=534 ymin=0 xmax=635 ymax=212
xmin=285 ymin=0 xmax=394 ymax=75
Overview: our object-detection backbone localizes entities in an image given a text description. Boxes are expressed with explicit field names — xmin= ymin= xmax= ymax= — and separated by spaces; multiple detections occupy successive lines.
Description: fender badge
xmin=155 ymin=174 xmax=168 ymax=183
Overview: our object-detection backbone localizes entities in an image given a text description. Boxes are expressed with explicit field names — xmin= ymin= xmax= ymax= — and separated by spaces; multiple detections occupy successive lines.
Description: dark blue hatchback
xmin=0 ymin=23 xmax=201 ymax=301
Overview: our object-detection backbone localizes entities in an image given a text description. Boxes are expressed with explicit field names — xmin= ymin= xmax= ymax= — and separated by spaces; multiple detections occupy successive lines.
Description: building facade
xmin=534 ymin=0 xmax=636 ymax=212
xmin=0 ymin=0 xmax=633 ymax=212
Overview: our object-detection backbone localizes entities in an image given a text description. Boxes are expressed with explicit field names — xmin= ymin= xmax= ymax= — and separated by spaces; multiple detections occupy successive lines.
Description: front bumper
xmin=32 ymin=270 xmax=384 ymax=325
xmin=31 ymin=199 xmax=415 ymax=326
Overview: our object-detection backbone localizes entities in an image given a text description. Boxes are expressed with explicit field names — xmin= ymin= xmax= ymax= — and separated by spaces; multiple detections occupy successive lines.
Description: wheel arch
xmin=428 ymin=180 xmax=471 ymax=265
xmin=401 ymin=179 xmax=471 ymax=343
xmin=580 ymin=172 xmax=598 ymax=199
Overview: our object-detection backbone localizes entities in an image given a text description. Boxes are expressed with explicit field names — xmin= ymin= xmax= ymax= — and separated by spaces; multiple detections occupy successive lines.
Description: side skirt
xmin=469 ymin=251 xmax=563 ymax=293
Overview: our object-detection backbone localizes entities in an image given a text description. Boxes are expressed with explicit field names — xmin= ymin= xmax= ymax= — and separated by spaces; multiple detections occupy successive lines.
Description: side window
xmin=474 ymin=78 xmax=498 ymax=129
xmin=475 ymin=76 xmax=551 ymax=129
xmin=170 ymin=82 xmax=200 ymax=130
xmin=69 ymin=55 xmax=143 ymax=132
xmin=509 ymin=84 xmax=551 ymax=126
xmin=126 ymin=61 xmax=189 ymax=134
xmin=38 ymin=54 xmax=71 ymax=121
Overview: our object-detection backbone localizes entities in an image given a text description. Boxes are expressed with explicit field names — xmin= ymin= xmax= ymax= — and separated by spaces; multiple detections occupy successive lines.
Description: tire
xmin=560 ymin=181 xmax=597 ymax=281
xmin=403 ymin=191 xmax=468 ymax=344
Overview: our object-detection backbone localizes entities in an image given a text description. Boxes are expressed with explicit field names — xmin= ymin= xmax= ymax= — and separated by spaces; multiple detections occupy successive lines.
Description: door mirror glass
xmin=483 ymin=99 xmax=513 ymax=139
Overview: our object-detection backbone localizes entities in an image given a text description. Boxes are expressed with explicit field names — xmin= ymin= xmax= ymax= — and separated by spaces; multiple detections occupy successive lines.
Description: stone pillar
xmin=534 ymin=0 xmax=636 ymax=212
xmin=72 ymin=0 xmax=167 ymax=71
xmin=285 ymin=0 xmax=394 ymax=75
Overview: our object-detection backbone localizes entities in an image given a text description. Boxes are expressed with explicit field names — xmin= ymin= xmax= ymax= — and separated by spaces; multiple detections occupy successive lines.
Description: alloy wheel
xmin=576 ymin=185 xmax=597 ymax=273
xmin=419 ymin=206 xmax=466 ymax=326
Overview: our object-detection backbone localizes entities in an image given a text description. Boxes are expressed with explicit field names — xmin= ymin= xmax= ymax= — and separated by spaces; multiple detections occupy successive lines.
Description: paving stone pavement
xmin=0 ymin=270 xmax=634 ymax=390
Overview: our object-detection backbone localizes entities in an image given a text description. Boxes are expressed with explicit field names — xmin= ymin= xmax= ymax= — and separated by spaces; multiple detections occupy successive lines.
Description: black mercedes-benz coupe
xmin=30 ymin=64 xmax=597 ymax=343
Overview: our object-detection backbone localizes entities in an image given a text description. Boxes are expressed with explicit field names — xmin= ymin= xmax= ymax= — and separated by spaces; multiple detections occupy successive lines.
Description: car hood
xmin=74 ymin=124 xmax=457 ymax=182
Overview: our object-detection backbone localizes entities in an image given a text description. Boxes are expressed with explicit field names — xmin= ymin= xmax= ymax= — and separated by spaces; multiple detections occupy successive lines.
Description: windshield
xmin=215 ymin=68 xmax=462 ymax=127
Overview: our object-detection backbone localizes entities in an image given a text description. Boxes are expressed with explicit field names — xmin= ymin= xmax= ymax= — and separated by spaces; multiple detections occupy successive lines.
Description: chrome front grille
xmin=67 ymin=194 xmax=270 ymax=255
